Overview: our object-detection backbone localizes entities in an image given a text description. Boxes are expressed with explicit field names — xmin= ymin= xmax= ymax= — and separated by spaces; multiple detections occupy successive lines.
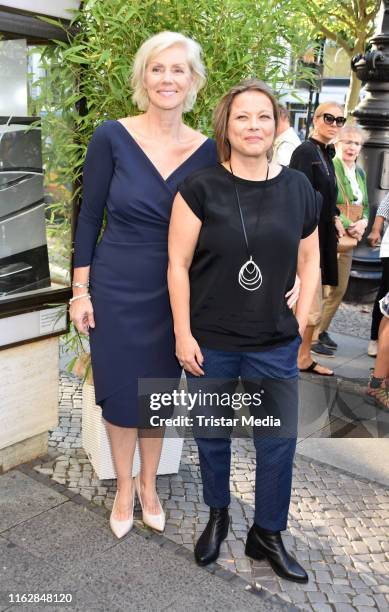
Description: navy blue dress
xmin=73 ymin=119 xmax=217 ymax=427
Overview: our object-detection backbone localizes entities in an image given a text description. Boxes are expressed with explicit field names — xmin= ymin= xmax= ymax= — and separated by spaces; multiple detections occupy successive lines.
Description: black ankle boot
xmin=245 ymin=524 xmax=308 ymax=583
xmin=194 ymin=507 xmax=229 ymax=566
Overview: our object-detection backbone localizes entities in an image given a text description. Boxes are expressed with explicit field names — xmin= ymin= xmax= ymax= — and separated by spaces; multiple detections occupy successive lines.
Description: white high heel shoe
xmin=134 ymin=474 xmax=165 ymax=532
xmin=109 ymin=485 xmax=134 ymax=538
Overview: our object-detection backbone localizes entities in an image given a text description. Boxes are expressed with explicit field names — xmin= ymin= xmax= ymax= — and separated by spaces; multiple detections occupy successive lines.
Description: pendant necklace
xmin=229 ymin=161 xmax=269 ymax=291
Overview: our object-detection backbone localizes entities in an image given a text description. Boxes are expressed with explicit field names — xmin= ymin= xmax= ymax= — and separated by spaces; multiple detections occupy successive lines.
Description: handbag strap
xmin=337 ymin=177 xmax=351 ymax=216
xmin=308 ymin=139 xmax=336 ymax=186
xmin=337 ymin=164 xmax=364 ymax=221
xmin=309 ymin=139 xmax=329 ymax=175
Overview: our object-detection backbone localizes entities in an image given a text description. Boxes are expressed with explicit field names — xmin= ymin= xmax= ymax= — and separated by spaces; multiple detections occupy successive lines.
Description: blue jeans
xmin=189 ymin=337 xmax=300 ymax=532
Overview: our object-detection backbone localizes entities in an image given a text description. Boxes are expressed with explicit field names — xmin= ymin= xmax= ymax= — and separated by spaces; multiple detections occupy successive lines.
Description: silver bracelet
xmin=69 ymin=293 xmax=91 ymax=304
xmin=72 ymin=282 xmax=89 ymax=288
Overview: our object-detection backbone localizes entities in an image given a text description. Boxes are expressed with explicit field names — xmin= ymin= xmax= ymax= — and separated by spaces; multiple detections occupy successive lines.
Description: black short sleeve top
xmin=178 ymin=164 xmax=321 ymax=351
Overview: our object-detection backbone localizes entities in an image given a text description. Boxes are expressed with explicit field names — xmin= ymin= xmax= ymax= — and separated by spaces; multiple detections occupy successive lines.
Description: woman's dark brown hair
xmin=213 ymin=78 xmax=279 ymax=162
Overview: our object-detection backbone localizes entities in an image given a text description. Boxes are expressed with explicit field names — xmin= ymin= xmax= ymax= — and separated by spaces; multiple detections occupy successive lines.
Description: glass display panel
xmin=0 ymin=40 xmax=28 ymax=116
xmin=0 ymin=40 xmax=73 ymax=302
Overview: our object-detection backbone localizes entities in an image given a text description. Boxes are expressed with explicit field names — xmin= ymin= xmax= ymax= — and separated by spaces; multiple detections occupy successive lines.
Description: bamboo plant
xmin=33 ymin=0 xmax=316 ymax=381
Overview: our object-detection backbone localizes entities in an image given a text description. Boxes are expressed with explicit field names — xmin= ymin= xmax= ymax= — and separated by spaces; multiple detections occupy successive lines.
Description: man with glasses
xmin=290 ymin=102 xmax=346 ymax=376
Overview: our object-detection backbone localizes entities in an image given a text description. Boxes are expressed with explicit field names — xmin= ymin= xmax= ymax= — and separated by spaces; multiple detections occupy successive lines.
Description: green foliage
xmin=61 ymin=324 xmax=93 ymax=382
xmin=33 ymin=0 xmax=315 ymax=364
xmin=37 ymin=0 xmax=311 ymax=185
xmin=29 ymin=46 xmax=75 ymax=274
xmin=279 ymin=0 xmax=382 ymax=113
xmin=280 ymin=0 xmax=381 ymax=57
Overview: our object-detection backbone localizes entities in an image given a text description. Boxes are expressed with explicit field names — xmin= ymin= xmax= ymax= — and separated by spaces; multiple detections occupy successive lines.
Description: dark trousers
xmin=371 ymin=257 xmax=389 ymax=341
xmin=189 ymin=337 xmax=300 ymax=532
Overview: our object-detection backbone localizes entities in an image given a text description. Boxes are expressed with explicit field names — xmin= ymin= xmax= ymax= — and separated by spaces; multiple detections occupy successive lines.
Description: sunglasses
xmin=319 ymin=113 xmax=346 ymax=127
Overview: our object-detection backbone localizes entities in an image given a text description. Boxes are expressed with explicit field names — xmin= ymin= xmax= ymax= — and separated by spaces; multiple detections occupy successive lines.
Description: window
xmin=0 ymin=37 xmax=73 ymax=315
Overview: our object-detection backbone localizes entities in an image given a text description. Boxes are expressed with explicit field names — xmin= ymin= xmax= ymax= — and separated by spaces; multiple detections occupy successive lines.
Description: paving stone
xmin=308 ymin=592 xmax=328 ymax=604
xmin=36 ymin=468 xmax=54 ymax=475
xmin=360 ymin=573 xmax=378 ymax=586
xmin=331 ymin=586 xmax=356 ymax=598
xmin=35 ymin=372 xmax=389 ymax=612
xmin=352 ymin=594 xmax=376 ymax=606
xmin=330 ymin=565 xmax=347 ymax=578
xmin=368 ymin=561 xmax=386 ymax=572
xmin=370 ymin=552 xmax=386 ymax=562
xmin=352 ymin=541 xmax=370 ymax=554
xmin=311 ymin=562 xmax=328 ymax=571
xmin=235 ymin=559 xmax=251 ymax=572
xmin=372 ymin=593 xmax=389 ymax=609
xmin=228 ymin=541 xmax=246 ymax=556
xmin=169 ymin=510 xmax=184 ymax=519
xmin=373 ymin=585 xmax=389 ymax=593
xmin=315 ymin=571 xmax=332 ymax=583
xmin=326 ymin=592 xmax=351 ymax=604
xmin=364 ymin=538 xmax=384 ymax=553
xmin=292 ymin=580 xmax=318 ymax=593
xmin=333 ymin=579 xmax=349 ymax=586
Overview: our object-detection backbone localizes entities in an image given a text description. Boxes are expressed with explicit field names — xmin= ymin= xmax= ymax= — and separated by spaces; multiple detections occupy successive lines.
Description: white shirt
xmin=381 ymin=226 xmax=389 ymax=258
xmin=273 ymin=127 xmax=301 ymax=166
xmin=341 ymin=160 xmax=363 ymax=205
xmin=377 ymin=192 xmax=389 ymax=258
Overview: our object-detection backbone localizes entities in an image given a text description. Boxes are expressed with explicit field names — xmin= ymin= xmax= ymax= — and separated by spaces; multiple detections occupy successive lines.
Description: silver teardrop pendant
xmin=238 ymin=256 xmax=262 ymax=291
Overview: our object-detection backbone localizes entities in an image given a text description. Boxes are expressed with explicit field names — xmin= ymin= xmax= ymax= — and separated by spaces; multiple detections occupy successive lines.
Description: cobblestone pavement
xmin=34 ymin=374 xmax=389 ymax=612
xmin=330 ymin=302 xmax=372 ymax=340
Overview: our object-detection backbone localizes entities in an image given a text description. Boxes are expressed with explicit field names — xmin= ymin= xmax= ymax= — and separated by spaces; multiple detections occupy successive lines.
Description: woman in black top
xmin=168 ymin=79 xmax=321 ymax=582
xmin=290 ymin=102 xmax=346 ymax=374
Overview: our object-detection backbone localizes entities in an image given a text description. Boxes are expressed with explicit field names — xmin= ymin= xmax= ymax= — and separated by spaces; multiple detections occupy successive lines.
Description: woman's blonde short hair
xmin=337 ymin=122 xmax=368 ymax=144
xmin=131 ymin=31 xmax=206 ymax=112
xmin=313 ymin=100 xmax=344 ymax=121
xmin=213 ymin=78 xmax=279 ymax=162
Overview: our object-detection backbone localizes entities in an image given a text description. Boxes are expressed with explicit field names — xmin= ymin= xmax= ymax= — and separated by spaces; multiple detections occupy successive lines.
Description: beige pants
xmin=308 ymin=278 xmax=323 ymax=328
xmin=314 ymin=249 xmax=353 ymax=339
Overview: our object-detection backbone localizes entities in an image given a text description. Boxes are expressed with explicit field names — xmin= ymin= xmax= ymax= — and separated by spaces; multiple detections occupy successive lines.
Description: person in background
xmin=367 ymin=192 xmax=389 ymax=357
xmin=317 ymin=124 xmax=369 ymax=352
xmin=273 ymin=105 xmax=301 ymax=166
xmin=290 ymin=101 xmax=346 ymax=376
xmin=366 ymin=291 xmax=389 ymax=410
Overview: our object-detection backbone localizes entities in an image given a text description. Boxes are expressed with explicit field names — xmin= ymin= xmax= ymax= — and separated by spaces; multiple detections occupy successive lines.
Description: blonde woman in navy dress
xmin=69 ymin=32 xmax=217 ymax=538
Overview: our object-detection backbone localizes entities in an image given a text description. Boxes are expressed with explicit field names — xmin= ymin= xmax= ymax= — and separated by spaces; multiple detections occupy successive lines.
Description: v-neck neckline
xmin=115 ymin=120 xmax=210 ymax=184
